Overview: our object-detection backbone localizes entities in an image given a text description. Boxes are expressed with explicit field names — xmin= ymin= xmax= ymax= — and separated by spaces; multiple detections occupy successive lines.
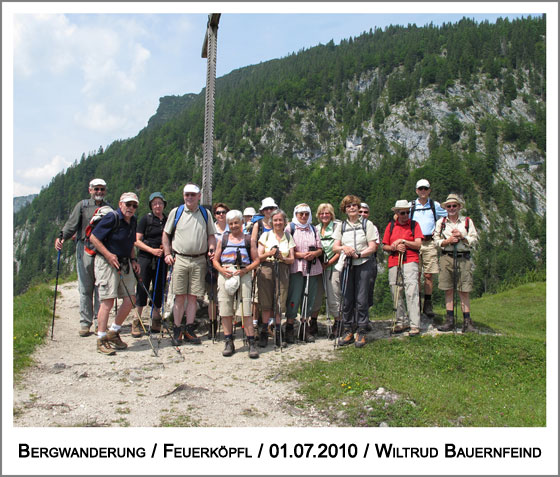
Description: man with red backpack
xmin=433 ymin=194 xmax=479 ymax=332
xmin=54 ymin=178 xmax=110 ymax=337
xmin=382 ymin=200 xmax=424 ymax=335
xmin=89 ymin=192 xmax=141 ymax=355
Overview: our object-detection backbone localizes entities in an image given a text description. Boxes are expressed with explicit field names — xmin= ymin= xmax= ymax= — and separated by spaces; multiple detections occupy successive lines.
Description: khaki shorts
xmin=438 ymin=254 xmax=474 ymax=292
xmin=257 ymin=262 xmax=289 ymax=313
xmin=217 ymin=266 xmax=253 ymax=317
xmin=419 ymin=239 xmax=439 ymax=274
xmin=94 ymin=255 xmax=136 ymax=301
xmin=171 ymin=254 xmax=207 ymax=297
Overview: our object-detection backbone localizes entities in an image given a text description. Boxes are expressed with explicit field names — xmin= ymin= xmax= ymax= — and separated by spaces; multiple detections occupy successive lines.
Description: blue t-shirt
xmin=411 ymin=198 xmax=447 ymax=236
xmin=92 ymin=208 xmax=137 ymax=258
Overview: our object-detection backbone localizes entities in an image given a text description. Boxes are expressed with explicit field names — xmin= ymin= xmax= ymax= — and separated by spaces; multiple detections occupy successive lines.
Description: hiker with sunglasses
xmin=410 ymin=179 xmax=447 ymax=319
xmin=162 ymin=183 xmax=217 ymax=345
xmin=382 ymin=200 xmax=424 ymax=336
xmin=88 ymin=192 xmax=141 ymax=355
xmin=433 ymin=194 xmax=479 ymax=332
xmin=54 ymin=178 xmax=111 ymax=337
xmin=285 ymin=203 xmax=323 ymax=344
xmin=332 ymin=195 xmax=378 ymax=348
xmin=132 ymin=192 xmax=168 ymax=338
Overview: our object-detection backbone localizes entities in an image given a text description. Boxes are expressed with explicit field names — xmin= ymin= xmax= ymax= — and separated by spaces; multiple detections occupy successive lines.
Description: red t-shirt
xmin=382 ymin=219 xmax=424 ymax=268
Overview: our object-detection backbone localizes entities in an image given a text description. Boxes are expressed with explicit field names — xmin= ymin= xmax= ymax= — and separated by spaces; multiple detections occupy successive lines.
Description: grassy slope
xmin=287 ymin=282 xmax=546 ymax=427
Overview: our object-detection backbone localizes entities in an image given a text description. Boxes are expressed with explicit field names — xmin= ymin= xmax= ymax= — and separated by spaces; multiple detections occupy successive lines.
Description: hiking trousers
xmin=341 ymin=259 xmax=372 ymax=332
xmin=76 ymin=240 xmax=99 ymax=327
xmin=389 ymin=261 xmax=420 ymax=328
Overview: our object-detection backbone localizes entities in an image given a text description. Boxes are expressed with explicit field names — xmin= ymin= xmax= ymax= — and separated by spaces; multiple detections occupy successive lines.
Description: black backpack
xmin=220 ymin=231 xmax=253 ymax=264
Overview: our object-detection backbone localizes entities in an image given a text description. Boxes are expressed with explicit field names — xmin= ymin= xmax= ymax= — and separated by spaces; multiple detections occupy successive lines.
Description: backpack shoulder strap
xmin=310 ymin=224 xmax=318 ymax=241
xmin=172 ymin=204 xmax=185 ymax=233
xmin=199 ymin=205 xmax=209 ymax=224
xmin=465 ymin=216 xmax=470 ymax=232
xmin=221 ymin=231 xmax=229 ymax=251
xmin=439 ymin=217 xmax=448 ymax=235
xmin=410 ymin=219 xmax=416 ymax=238
xmin=389 ymin=218 xmax=396 ymax=237
xmin=289 ymin=222 xmax=295 ymax=236
xmin=430 ymin=199 xmax=437 ymax=223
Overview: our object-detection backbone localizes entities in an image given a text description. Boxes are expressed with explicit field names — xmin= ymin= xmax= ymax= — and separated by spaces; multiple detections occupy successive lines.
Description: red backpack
xmin=84 ymin=206 xmax=119 ymax=256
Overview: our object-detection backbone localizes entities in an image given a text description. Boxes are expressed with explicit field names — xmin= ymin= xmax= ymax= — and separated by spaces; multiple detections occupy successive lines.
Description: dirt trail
xmin=13 ymin=281 xmax=435 ymax=427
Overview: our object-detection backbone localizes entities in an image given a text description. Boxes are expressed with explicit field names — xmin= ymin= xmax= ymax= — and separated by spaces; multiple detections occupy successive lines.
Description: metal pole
xmin=201 ymin=13 xmax=221 ymax=208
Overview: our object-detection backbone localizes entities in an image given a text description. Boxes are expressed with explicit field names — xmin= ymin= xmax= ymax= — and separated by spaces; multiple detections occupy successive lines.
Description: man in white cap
xmin=89 ymin=192 xmax=141 ymax=355
xmin=382 ymin=200 xmax=423 ymax=335
xmin=162 ymin=183 xmax=217 ymax=345
xmin=54 ymin=178 xmax=110 ymax=337
xmin=410 ymin=179 xmax=447 ymax=319
xmin=433 ymin=194 xmax=479 ymax=332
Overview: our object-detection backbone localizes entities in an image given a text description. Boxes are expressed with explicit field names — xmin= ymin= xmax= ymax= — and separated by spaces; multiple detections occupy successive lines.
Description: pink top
xmin=285 ymin=224 xmax=323 ymax=276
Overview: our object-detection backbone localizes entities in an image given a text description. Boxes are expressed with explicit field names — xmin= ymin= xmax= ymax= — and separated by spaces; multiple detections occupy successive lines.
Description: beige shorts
xmin=217 ymin=266 xmax=253 ymax=317
xmin=257 ymin=262 xmax=289 ymax=313
xmin=94 ymin=255 xmax=136 ymax=301
xmin=419 ymin=239 xmax=439 ymax=274
xmin=171 ymin=254 xmax=207 ymax=297
xmin=438 ymin=254 xmax=474 ymax=292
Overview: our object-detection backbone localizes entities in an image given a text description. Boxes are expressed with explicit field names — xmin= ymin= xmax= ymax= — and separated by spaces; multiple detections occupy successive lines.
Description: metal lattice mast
xmin=201 ymin=13 xmax=221 ymax=208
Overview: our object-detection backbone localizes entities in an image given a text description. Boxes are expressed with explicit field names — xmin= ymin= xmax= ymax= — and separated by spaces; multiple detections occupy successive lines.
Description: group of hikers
xmin=55 ymin=178 xmax=479 ymax=359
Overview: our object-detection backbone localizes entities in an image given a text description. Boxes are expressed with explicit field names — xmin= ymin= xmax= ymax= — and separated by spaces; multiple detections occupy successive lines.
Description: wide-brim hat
xmin=149 ymin=192 xmax=167 ymax=208
xmin=391 ymin=200 xmax=411 ymax=212
xmin=243 ymin=207 xmax=256 ymax=216
xmin=442 ymin=193 xmax=464 ymax=207
xmin=259 ymin=197 xmax=278 ymax=211
xmin=224 ymin=275 xmax=240 ymax=296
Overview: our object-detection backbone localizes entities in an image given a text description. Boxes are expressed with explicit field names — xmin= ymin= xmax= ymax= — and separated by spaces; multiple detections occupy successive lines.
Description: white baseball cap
xmin=89 ymin=178 xmax=106 ymax=188
xmin=416 ymin=179 xmax=431 ymax=189
xmin=183 ymin=183 xmax=201 ymax=194
xmin=224 ymin=275 xmax=240 ymax=296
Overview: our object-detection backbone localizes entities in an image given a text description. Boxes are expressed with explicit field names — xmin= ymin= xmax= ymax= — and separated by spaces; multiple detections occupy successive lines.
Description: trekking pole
xmin=453 ymin=243 xmax=458 ymax=334
xmin=120 ymin=268 xmax=158 ymax=357
xmin=335 ymin=256 xmax=351 ymax=350
xmin=236 ymin=250 xmax=247 ymax=347
xmin=149 ymin=257 xmax=162 ymax=334
xmin=208 ymin=260 xmax=217 ymax=343
xmin=50 ymin=232 xmax=63 ymax=340
xmin=391 ymin=252 xmax=404 ymax=334
xmin=273 ymin=258 xmax=283 ymax=352
xmin=323 ymin=264 xmax=332 ymax=340
xmin=156 ymin=265 xmax=184 ymax=358
xmin=134 ymin=268 xmax=161 ymax=352
xmin=299 ymin=261 xmax=311 ymax=343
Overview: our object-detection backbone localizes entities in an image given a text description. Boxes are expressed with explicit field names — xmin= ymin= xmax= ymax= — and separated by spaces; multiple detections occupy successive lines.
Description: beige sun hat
xmin=391 ymin=200 xmax=411 ymax=212
xmin=119 ymin=192 xmax=139 ymax=204
xmin=442 ymin=193 xmax=464 ymax=207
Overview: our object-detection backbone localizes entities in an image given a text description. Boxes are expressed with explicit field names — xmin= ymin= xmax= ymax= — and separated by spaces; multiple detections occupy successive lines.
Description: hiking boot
xmin=365 ymin=321 xmax=373 ymax=332
xmin=106 ymin=330 xmax=128 ymax=350
xmin=284 ymin=325 xmax=295 ymax=345
xmin=97 ymin=336 xmax=116 ymax=355
xmin=300 ymin=322 xmax=315 ymax=343
xmin=354 ymin=331 xmax=367 ymax=348
xmin=183 ymin=324 xmax=202 ymax=345
xmin=437 ymin=316 xmax=455 ymax=332
xmin=338 ymin=330 xmax=355 ymax=347
xmin=79 ymin=325 xmax=91 ymax=337
xmin=267 ymin=323 xmax=275 ymax=338
xmin=422 ymin=299 xmax=435 ymax=318
xmin=309 ymin=319 xmax=318 ymax=337
xmin=258 ymin=325 xmax=268 ymax=348
xmin=248 ymin=338 xmax=259 ymax=359
xmin=408 ymin=326 xmax=421 ymax=336
xmin=222 ymin=337 xmax=235 ymax=357
xmin=151 ymin=316 xmax=162 ymax=333
xmin=392 ymin=323 xmax=411 ymax=334
xmin=328 ymin=320 xmax=342 ymax=340
xmin=462 ymin=317 xmax=476 ymax=333
xmin=131 ymin=319 xmax=143 ymax=338
xmin=173 ymin=325 xmax=183 ymax=345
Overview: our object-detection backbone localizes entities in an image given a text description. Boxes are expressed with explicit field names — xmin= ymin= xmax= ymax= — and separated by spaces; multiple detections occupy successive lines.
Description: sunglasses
xmin=125 ymin=202 xmax=138 ymax=209
xmin=262 ymin=206 xmax=275 ymax=211
xmin=417 ymin=186 xmax=430 ymax=191
xmin=184 ymin=193 xmax=198 ymax=197
xmin=358 ymin=210 xmax=369 ymax=214
xmin=346 ymin=203 xmax=359 ymax=209
xmin=215 ymin=210 xmax=227 ymax=215
xmin=297 ymin=212 xmax=310 ymax=216
xmin=446 ymin=204 xmax=458 ymax=209
xmin=399 ymin=211 xmax=410 ymax=216
xmin=93 ymin=187 xmax=106 ymax=192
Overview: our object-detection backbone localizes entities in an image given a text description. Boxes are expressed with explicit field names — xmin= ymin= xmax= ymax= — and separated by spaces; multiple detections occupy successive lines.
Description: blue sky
xmin=4 ymin=3 xmax=547 ymax=196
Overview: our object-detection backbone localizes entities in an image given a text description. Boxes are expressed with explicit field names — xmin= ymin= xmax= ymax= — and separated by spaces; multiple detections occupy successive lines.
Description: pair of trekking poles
xmin=334 ymin=256 xmax=352 ymax=350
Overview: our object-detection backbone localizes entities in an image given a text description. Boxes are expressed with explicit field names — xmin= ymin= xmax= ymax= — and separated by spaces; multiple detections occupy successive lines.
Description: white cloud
xmin=74 ymin=103 xmax=127 ymax=133
xmin=14 ymin=154 xmax=73 ymax=194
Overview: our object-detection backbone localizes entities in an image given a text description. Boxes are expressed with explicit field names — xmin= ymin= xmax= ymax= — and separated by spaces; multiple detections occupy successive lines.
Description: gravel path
xmin=13 ymin=282 xmax=350 ymax=427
